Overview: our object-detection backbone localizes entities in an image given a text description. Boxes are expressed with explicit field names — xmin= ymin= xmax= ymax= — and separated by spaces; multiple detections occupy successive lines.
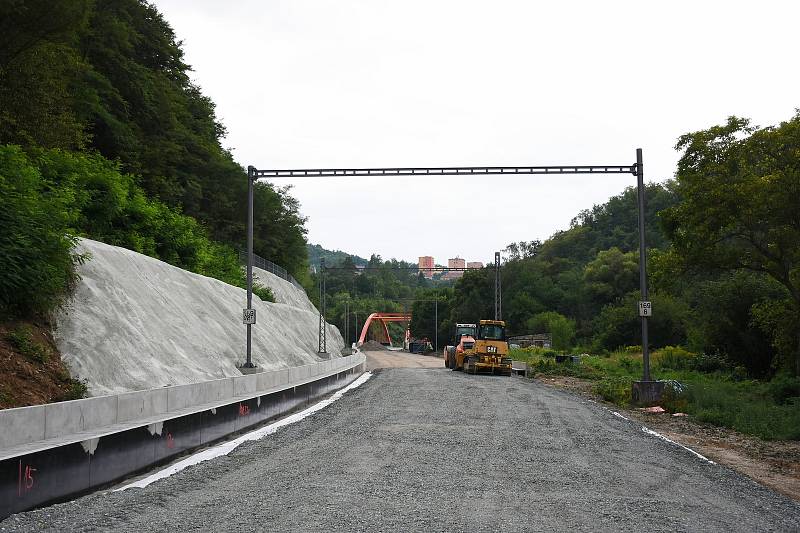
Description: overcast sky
xmin=155 ymin=0 xmax=798 ymax=265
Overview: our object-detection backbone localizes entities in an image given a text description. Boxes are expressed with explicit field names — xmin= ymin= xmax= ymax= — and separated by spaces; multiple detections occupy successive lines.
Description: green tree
xmin=0 ymin=146 xmax=80 ymax=317
xmin=583 ymin=247 xmax=638 ymax=308
xmin=592 ymin=292 xmax=691 ymax=353
xmin=526 ymin=311 xmax=575 ymax=351
xmin=663 ymin=114 xmax=800 ymax=374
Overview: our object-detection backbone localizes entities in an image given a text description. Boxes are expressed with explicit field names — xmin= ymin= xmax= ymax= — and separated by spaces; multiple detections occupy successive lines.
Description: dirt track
xmin=363 ymin=348 xmax=444 ymax=370
xmin=4 ymin=367 xmax=799 ymax=532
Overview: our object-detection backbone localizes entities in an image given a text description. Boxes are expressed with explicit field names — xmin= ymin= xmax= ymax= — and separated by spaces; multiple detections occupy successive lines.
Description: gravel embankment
xmin=3 ymin=368 xmax=799 ymax=532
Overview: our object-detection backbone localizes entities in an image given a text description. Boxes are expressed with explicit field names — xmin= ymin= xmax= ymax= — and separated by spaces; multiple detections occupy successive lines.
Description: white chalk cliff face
xmin=55 ymin=239 xmax=343 ymax=396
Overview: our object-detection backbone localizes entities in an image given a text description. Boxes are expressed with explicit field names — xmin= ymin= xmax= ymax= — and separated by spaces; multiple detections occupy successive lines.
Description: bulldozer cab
xmin=478 ymin=320 xmax=505 ymax=341
xmin=454 ymin=323 xmax=477 ymax=343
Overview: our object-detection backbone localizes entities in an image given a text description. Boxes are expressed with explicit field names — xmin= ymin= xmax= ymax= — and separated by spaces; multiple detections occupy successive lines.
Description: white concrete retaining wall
xmin=55 ymin=239 xmax=345 ymax=396
xmin=0 ymin=353 xmax=364 ymax=456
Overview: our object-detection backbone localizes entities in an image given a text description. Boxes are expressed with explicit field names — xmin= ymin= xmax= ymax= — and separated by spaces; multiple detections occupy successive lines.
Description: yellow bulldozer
xmin=447 ymin=319 xmax=512 ymax=376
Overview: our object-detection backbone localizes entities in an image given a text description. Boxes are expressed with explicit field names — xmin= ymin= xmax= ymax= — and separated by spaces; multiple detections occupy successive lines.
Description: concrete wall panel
xmin=233 ymin=374 xmax=258 ymax=397
xmin=44 ymin=396 xmax=117 ymax=440
xmin=0 ymin=405 xmax=46 ymax=449
xmin=116 ymin=389 xmax=167 ymax=424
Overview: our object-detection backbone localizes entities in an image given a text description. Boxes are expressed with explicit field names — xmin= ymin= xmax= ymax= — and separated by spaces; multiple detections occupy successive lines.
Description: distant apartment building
xmin=418 ymin=256 xmax=434 ymax=278
xmin=449 ymin=257 xmax=466 ymax=270
xmin=467 ymin=261 xmax=483 ymax=269
xmin=443 ymin=257 xmax=466 ymax=280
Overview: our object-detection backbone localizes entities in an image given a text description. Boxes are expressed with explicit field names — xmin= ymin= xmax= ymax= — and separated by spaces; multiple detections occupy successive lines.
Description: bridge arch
xmin=357 ymin=312 xmax=411 ymax=347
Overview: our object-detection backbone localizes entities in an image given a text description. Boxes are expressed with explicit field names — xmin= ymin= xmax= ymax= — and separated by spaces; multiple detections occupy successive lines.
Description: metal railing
xmin=239 ymin=251 xmax=304 ymax=290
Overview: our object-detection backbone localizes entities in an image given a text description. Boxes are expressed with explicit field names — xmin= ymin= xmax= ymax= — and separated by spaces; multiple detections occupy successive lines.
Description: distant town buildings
xmin=418 ymin=256 xmax=434 ymax=278
xmin=418 ymin=255 xmax=483 ymax=280
xmin=443 ymin=257 xmax=466 ymax=280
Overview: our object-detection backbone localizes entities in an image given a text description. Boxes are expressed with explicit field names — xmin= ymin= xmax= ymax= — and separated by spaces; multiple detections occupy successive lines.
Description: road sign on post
xmin=243 ymin=308 xmax=256 ymax=324
xmin=638 ymin=301 xmax=652 ymax=317
xmin=243 ymin=166 xmax=256 ymax=369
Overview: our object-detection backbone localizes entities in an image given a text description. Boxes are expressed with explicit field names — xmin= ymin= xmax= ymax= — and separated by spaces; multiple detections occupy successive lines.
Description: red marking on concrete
xmin=166 ymin=432 xmax=175 ymax=449
xmin=238 ymin=403 xmax=250 ymax=416
xmin=18 ymin=461 xmax=36 ymax=496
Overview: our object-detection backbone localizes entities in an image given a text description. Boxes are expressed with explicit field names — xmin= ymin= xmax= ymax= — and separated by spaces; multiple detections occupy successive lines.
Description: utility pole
xmin=636 ymin=148 xmax=650 ymax=381
xmin=318 ymin=258 xmax=328 ymax=357
xmin=494 ymin=252 xmax=502 ymax=321
xmin=344 ymin=298 xmax=349 ymax=352
xmin=434 ymin=298 xmax=438 ymax=354
xmin=242 ymin=166 xmax=256 ymax=369
xmin=632 ymin=148 xmax=661 ymax=403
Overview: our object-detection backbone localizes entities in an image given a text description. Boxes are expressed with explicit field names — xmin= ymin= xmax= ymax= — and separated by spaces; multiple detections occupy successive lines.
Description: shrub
xmin=594 ymin=377 xmax=631 ymax=405
xmin=58 ymin=378 xmax=88 ymax=401
xmin=660 ymin=380 xmax=689 ymax=412
xmin=690 ymin=352 xmax=729 ymax=373
xmin=0 ymin=146 xmax=80 ymax=317
xmin=768 ymin=375 xmax=800 ymax=405
xmin=253 ymin=285 xmax=275 ymax=303
xmin=5 ymin=325 xmax=50 ymax=363
xmin=653 ymin=346 xmax=696 ymax=370
xmin=617 ymin=355 xmax=641 ymax=373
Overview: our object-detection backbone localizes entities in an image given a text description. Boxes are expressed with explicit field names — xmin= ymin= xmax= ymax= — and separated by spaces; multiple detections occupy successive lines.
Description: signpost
xmin=243 ymin=308 xmax=256 ymax=325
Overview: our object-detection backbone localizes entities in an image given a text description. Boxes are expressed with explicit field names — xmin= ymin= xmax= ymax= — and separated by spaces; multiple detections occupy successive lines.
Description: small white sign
xmin=638 ymin=301 xmax=652 ymax=317
xmin=243 ymin=308 xmax=256 ymax=324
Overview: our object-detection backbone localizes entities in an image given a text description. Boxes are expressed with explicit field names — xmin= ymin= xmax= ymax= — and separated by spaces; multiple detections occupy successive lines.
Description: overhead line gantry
xmin=243 ymin=149 xmax=655 ymax=401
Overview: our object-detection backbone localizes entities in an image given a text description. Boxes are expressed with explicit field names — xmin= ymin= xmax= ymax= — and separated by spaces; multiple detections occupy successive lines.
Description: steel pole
xmin=636 ymin=148 xmax=651 ymax=381
xmin=494 ymin=252 xmax=502 ymax=321
xmin=245 ymin=166 xmax=255 ymax=368
xmin=434 ymin=299 xmax=438 ymax=353
xmin=318 ymin=258 xmax=326 ymax=354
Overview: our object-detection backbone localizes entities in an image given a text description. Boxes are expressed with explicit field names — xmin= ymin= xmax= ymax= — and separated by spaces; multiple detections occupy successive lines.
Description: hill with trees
xmin=307 ymin=244 xmax=368 ymax=271
xmin=1 ymin=0 xmax=310 ymax=324
xmin=0 ymin=0 xmax=310 ymax=405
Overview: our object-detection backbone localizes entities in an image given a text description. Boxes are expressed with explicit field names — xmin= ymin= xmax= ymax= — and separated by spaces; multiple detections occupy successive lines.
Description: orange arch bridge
xmin=357 ymin=313 xmax=411 ymax=347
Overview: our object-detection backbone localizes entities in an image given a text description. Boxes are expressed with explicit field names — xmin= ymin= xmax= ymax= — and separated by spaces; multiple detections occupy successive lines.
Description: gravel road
xmin=3 ymin=368 xmax=799 ymax=532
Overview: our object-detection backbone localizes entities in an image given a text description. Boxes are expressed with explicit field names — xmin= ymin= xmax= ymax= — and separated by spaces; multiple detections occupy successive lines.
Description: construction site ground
xmin=537 ymin=375 xmax=800 ymax=502
xmin=363 ymin=347 xmax=443 ymax=370
xmin=5 ymin=367 xmax=798 ymax=531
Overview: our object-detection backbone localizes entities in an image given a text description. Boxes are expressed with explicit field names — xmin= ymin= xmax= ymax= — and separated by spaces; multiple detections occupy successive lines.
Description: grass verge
xmin=511 ymin=346 xmax=800 ymax=440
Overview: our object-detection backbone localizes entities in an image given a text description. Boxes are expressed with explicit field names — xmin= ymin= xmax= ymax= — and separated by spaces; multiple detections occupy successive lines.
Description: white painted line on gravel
xmin=115 ymin=372 xmax=373 ymax=491
xmin=605 ymin=407 xmax=714 ymax=465
xmin=640 ymin=426 xmax=717 ymax=465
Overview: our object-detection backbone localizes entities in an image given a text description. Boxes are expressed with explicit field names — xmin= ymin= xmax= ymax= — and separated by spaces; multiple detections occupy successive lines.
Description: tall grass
xmin=510 ymin=346 xmax=800 ymax=441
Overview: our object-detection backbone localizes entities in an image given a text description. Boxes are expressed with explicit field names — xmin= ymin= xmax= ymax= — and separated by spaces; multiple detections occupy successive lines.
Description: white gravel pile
xmin=55 ymin=238 xmax=343 ymax=396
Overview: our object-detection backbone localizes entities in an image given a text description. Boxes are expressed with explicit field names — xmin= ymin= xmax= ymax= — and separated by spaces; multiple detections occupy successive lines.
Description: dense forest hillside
xmin=0 ymin=0 xmax=310 ymax=322
xmin=307 ymin=244 xmax=368 ymax=270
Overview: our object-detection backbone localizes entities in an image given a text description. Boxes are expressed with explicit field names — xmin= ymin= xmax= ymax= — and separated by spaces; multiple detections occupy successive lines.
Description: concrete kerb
xmin=117 ymin=388 xmax=168 ymax=424
xmin=0 ymin=404 xmax=46 ymax=447
xmin=0 ymin=354 xmax=365 ymax=456
xmin=43 ymin=394 xmax=117 ymax=440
